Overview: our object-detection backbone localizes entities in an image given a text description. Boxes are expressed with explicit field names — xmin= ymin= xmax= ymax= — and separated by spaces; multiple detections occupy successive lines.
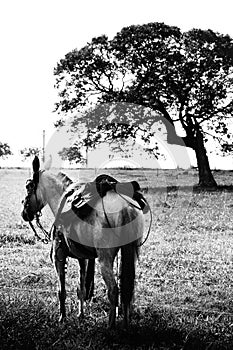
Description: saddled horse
xmin=21 ymin=156 xmax=145 ymax=328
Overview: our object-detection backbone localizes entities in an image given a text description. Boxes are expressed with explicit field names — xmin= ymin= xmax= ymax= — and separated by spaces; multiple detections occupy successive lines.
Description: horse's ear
xmin=32 ymin=155 xmax=40 ymax=173
xmin=44 ymin=154 xmax=52 ymax=170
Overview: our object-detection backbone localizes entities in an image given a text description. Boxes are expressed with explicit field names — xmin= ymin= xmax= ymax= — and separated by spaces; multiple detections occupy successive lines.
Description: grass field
xmin=1 ymin=168 xmax=233 ymax=349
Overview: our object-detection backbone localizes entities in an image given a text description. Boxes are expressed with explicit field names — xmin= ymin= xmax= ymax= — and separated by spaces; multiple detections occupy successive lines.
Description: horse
xmin=21 ymin=156 xmax=145 ymax=328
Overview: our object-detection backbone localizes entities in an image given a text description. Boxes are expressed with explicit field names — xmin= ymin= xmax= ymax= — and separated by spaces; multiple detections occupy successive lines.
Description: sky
xmin=0 ymin=0 xmax=233 ymax=168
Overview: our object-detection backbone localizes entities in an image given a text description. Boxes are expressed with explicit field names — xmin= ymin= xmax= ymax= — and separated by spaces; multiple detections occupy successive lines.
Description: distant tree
xmin=54 ymin=22 xmax=233 ymax=187
xmin=20 ymin=147 xmax=41 ymax=161
xmin=0 ymin=142 xmax=12 ymax=158
xmin=59 ymin=144 xmax=85 ymax=164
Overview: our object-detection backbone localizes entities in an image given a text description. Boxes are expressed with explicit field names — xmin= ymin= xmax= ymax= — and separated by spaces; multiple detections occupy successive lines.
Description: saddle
xmin=72 ymin=174 xmax=147 ymax=214
xmin=56 ymin=174 xmax=148 ymax=224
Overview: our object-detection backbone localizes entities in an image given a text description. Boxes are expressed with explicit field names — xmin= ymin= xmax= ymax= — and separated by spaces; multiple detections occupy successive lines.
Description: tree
xmin=59 ymin=144 xmax=85 ymax=164
xmin=54 ymin=22 xmax=233 ymax=187
xmin=0 ymin=142 xmax=12 ymax=158
xmin=20 ymin=147 xmax=41 ymax=161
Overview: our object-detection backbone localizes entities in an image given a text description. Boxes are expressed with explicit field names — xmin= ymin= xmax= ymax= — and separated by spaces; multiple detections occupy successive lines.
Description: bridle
xmin=23 ymin=171 xmax=51 ymax=244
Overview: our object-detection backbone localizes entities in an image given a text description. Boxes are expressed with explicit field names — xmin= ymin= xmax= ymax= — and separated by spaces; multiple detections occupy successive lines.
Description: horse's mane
xmin=57 ymin=172 xmax=73 ymax=191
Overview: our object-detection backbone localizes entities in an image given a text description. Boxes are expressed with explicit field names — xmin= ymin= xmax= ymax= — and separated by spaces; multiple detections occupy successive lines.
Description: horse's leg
xmin=52 ymin=232 xmax=68 ymax=322
xmin=120 ymin=243 xmax=137 ymax=329
xmin=85 ymin=259 xmax=95 ymax=301
xmin=98 ymin=251 xmax=118 ymax=329
xmin=77 ymin=258 xmax=87 ymax=318
xmin=56 ymin=259 xmax=66 ymax=322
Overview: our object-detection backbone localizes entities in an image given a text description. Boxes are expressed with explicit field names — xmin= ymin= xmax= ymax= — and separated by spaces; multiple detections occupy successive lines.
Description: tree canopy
xmin=20 ymin=147 xmax=41 ymax=161
xmin=54 ymin=22 xmax=233 ymax=185
xmin=0 ymin=142 xmax=12 ymax=158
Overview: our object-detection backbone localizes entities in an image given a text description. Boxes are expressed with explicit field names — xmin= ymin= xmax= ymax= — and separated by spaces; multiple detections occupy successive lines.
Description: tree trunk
xmin=194 ymin=130 xmax=217 ymax=188
xmin=151 ymin=102 xmax=217 ymax=187
xmin=165 ymin=122 xmax=217 ymax=187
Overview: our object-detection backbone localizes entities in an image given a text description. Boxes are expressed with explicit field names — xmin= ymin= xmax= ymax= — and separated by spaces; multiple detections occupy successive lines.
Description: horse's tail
xmin=120 ymin=241 xmax=139 ymax=313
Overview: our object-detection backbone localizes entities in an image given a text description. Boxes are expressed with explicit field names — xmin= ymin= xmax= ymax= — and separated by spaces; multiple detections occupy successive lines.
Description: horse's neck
xmin=40 ymin=172 xmax=63 ymax=217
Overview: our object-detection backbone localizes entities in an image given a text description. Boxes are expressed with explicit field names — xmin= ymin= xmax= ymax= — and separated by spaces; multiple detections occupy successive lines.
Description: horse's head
xmin=21 ymin=156 xmax=46 ymax=222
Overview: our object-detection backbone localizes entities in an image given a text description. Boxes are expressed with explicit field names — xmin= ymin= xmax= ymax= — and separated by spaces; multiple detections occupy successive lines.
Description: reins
xmin=28 ymin=217 xmax=51 ymax=244
xmin=36 ymin=212 xmax=51 ymax=243
xmin=137 ymin=202 xmax=153 ymax=248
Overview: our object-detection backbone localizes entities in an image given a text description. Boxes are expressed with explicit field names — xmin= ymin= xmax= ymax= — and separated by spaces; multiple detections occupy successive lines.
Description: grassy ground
xmin=1 ymin=168 xmax=233 ymax=349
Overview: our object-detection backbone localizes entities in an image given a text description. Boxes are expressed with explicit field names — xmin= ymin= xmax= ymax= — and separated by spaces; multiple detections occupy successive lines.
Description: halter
xmin=24 ymin=171 xmax=51 ymax=243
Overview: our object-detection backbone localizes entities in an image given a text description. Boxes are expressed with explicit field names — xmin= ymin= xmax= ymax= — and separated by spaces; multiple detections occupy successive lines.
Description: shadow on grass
xmin=1 ymin=297 xmax=233 ymax=350
xmin=147 ymin=184 xmax=233 ymax=194
xmin=0 ymin=232 xmax=35 ymax=245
